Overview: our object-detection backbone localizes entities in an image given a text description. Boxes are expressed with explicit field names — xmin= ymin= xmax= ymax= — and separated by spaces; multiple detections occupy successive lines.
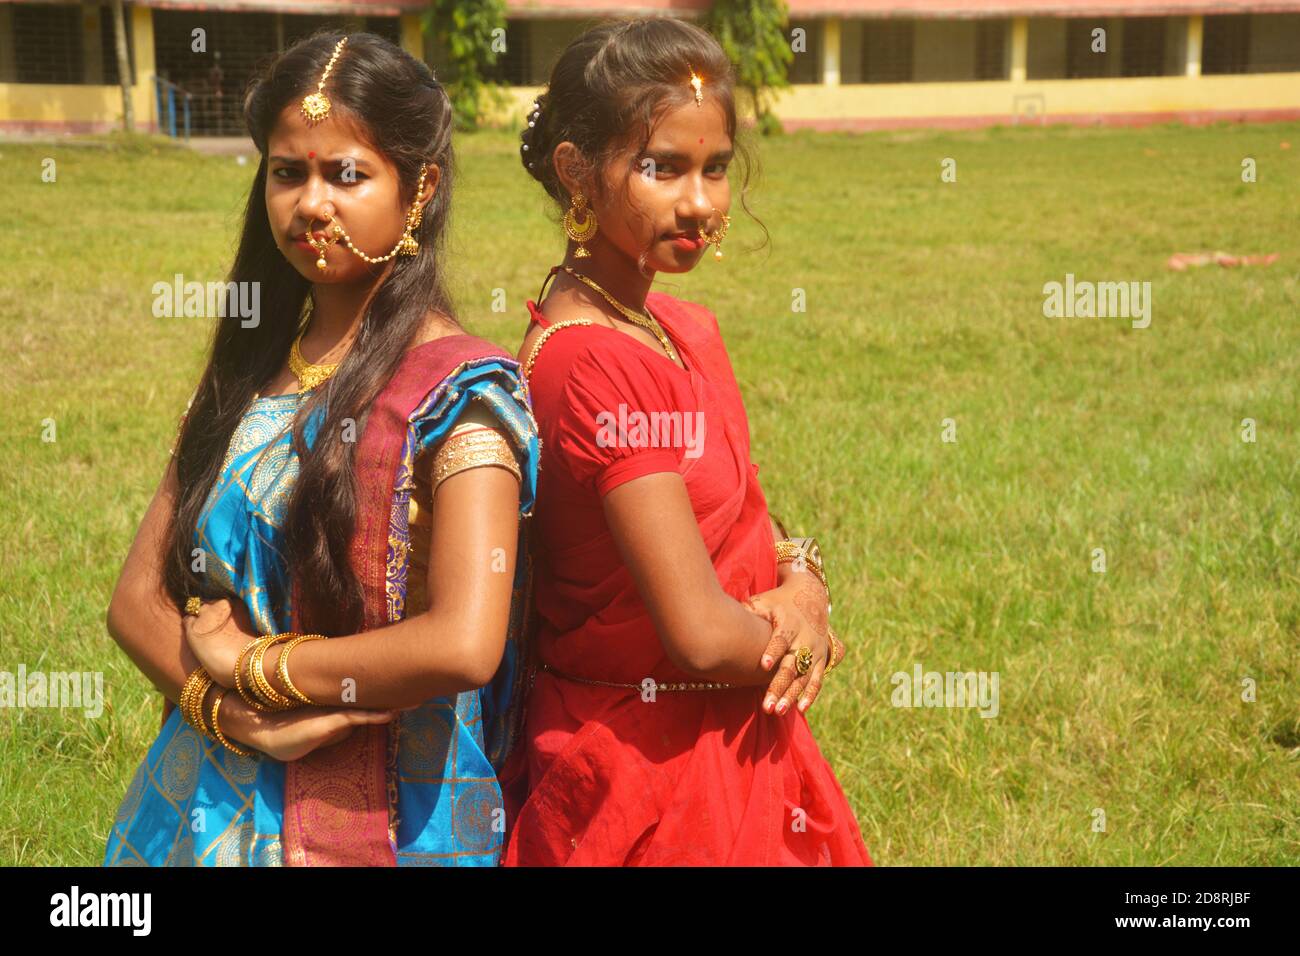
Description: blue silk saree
xmin=104 ymin=338 xmax=539 ymax=866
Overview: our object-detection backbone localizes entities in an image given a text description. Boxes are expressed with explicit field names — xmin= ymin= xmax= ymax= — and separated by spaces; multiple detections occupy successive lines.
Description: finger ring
xmin=184 ymin=596 xmax=202 ymax=617
xmin=794 ymin=645 xmax=813 ymax=676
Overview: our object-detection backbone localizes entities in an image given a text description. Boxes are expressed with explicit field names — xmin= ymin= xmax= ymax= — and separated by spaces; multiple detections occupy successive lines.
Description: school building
xmin=1 ymin=0 xmax=1297 ymax=135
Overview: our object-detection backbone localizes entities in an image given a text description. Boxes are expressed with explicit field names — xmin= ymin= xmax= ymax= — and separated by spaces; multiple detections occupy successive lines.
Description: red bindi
xmin=307 ymin=150 xmax=315 ymax=159
xmin=699 ymin=138 xmax=704 ymax=144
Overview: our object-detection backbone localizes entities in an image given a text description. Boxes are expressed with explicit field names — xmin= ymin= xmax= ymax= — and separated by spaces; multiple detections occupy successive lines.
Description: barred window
xmin=1065 ymin=20 xmax=1109 ymax=79
xmin=862 ymin=19 xmax=914 ymax=84
xmin=13 ymin=2 xmax=82 ymax=84
xmin=788 ymin=20 xmax=823 ymax=84
xmin=975 ymin=19 xmax=1008 ymax=80
xmin=1120 ymin=17 xmax=1167 ymax=77
xmin=1202 ymin=15 xmax=1251 ymax=74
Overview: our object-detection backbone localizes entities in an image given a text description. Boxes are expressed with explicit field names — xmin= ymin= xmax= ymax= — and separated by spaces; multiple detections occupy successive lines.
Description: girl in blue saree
xmin=103 ymin=32 xmax=538 ymax=866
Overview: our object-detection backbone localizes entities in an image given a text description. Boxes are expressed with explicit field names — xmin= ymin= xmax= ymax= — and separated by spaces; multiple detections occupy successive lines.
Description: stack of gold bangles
xmin=233 ymin=632 xmax=327 ymax=712
xmin=179 ymin=666 xmax=251 ymax=757
xmin=773 ymin=537 xmax=844 ymax=679
xmin=180 ymin=597 xmax=327 ymax=755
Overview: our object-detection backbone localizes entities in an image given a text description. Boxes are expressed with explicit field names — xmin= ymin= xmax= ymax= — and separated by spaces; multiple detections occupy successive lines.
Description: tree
xmin=703 ymin=0 xmax=793 ymax=134
xmin=110 ymin=0 xmax=133 ymax=132
xmin=423 ymin=0 xmax=507 ymax=130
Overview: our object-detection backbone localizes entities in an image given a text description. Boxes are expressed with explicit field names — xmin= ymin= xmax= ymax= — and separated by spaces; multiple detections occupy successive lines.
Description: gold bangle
xmin=210 ymin=689 xmax=252 ymax=757
xmin=774 ymin=539 xmax=832 ymax=611
xmin=251 ymin=633 xmax=300 ymax=711
xmin=825 ymin=628 xmax=844 ymax=675
xmin=276 ymin=633 xmax=327 ymax=705
xmin=245 ymin=635 xmax=284 ymax=709
xmin=234 ymin=637 xmax=275 ymax=712
xmin=181 ymin=668 xmax=214 ymax=739
xmin=184 ymin=596 xmax=202 ymax=616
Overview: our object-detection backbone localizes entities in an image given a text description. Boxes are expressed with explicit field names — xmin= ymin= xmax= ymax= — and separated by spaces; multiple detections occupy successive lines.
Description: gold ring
xmin=794 ymin=645 xmax=813 ymax=677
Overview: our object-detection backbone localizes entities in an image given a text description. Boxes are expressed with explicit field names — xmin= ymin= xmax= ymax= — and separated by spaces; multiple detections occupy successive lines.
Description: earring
xmin=700 ymin=209 xmax=731 ymax=261
xmin=398 ymin=164 xmax=430 ymax=257
xmin=563 ymin=191 xmax=598 ymax=258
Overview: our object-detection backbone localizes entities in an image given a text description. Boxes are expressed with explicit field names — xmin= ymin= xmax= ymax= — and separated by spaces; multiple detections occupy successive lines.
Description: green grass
xmin=2 ymin=122 xmax=1298 ymax=865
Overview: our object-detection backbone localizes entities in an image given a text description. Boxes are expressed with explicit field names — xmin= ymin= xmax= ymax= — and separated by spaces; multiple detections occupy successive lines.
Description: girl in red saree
xmin=501 ymin=19 xmax=873 ymax=866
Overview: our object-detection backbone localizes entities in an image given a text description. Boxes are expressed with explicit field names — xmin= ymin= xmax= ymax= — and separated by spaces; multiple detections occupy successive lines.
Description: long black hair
xmin=164 ymin=31 xmax=457 ymax=634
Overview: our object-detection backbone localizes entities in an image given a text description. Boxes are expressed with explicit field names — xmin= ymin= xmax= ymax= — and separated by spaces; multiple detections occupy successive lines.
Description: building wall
xmin=3 ymin=6 xmax=1300 ymax=134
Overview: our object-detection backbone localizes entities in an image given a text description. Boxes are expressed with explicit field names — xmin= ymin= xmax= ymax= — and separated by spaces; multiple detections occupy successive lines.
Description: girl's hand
xmin=218 ymin=692 xmax=396 ymax=764
xmin=744 ymin=577 xmax=832 ymax=716
xmin=185 ymin=597 xmax=258 ymax=688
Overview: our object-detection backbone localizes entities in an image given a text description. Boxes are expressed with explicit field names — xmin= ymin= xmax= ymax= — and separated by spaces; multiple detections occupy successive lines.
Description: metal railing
xmin=153 ymin=75 xmax=193 ymax=141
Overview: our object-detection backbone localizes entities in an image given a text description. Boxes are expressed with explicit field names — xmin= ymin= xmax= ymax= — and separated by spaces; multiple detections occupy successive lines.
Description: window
xmin=975 ymin=19 xmax=1008 ymax=80
xmin=862 ymin=19 xmax=914 ymax=83
xmin=1202 ymin=15 xmax=1250 ymax=74
xmin=1121 ymin=17 xmax=1167 ymax=76
xmin=14 ymin=3 xmax=82 ymax=84
xmin=1065 ymin=19 xmax=1109 ymax=78
xmin=788 ymin=20 xmax=822 ymax=84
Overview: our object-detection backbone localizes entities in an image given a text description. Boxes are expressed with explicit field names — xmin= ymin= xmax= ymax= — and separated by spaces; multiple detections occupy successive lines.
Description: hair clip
xmin=301 ymin=37 xmax=348 ymax=125
xmin=687 ymin=65 xmax=703 ymax=107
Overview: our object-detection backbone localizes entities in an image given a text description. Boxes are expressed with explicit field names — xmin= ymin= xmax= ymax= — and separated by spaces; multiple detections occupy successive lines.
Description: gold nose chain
xmin=298 ymin=35 xmax=428 ymax=272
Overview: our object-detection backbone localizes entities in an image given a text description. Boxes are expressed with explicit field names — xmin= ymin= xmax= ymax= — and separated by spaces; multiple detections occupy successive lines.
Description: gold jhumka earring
xmin=563 ymin=191 xmax=598 ymax=258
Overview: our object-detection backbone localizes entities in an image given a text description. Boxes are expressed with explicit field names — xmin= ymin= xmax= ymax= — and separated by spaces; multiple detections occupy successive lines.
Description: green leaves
xmin=703 ymin=0 xmax=794 ymax=130
xmin=423 ymin=0 xmax=508 ymax=130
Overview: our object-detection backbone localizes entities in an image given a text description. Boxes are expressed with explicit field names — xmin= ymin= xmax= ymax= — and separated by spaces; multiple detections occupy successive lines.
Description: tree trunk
xmin=110 ymin=0 xmax=134 ymax=132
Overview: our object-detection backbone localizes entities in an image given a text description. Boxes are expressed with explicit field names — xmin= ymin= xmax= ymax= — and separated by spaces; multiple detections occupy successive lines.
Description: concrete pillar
xmin=1010 ymin=16 xmax=1028 ymax=82
xmin=823 ymin=17 xmax=842 ymax=86
xmin=1185 ymin=15 xmax=1203 ymax=76
xmin=130 ymin=5 xmax=156 ymax=129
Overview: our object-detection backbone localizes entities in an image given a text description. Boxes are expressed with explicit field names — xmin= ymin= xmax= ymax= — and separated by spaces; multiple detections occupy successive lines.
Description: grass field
xmin=2 ymin=122 xmax=1297 ymax=865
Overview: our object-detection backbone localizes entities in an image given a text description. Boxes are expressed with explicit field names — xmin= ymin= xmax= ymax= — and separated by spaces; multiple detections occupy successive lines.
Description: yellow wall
xmin=769 ymin=71 xmax=1300 ymax=125
xmin=3 ymin=4 xmax=157 ymax=133
xmin=4 ymin=9 xmax=1299 ymax=134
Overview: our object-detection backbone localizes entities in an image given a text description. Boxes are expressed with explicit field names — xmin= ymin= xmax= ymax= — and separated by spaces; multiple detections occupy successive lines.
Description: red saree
xmin=500 ymin=292 xmax=872 ymax=866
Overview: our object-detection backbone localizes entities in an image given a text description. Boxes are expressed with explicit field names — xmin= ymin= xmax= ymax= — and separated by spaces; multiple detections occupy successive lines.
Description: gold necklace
xmin=561 ymin=266 xmax=679 ymax=364
xmin=288 ymin=303 xmax=354 ymax=392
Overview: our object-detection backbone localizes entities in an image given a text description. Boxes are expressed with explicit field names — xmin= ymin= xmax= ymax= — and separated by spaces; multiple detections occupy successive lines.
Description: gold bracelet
xmin=180 ymin=668 xmax=214 ymax=739
xmin=774 ymin=538 xmax=832 ymax=611
xmin=250 ymin=633 xmax=300 ymax=711
xmin=245 ymin=635 xmax=285 ymax=710
xmin=276 ymin=633 xmax=327 ymax=705
xmin=209 ymin=689 xmax=253 ymax=757
xmin=234 ymin=637 xmax=275 ymax=712
xmin=825 ymin=628 xmax=844 ymax=675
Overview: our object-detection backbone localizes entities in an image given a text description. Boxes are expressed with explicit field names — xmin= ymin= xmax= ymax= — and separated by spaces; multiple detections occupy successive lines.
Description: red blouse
xmin=500 ymin=290 xmax=872 ymax=866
